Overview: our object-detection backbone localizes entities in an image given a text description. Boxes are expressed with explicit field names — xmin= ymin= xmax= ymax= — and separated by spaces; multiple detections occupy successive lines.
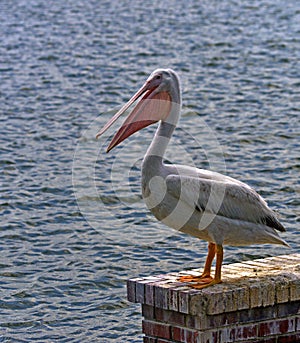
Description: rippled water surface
xmin=1 ymin=0 xmax=299 ymax=341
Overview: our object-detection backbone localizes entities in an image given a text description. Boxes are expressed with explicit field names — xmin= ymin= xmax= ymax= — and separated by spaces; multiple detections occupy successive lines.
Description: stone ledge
xmin=127 ymin=254 xmax=300 ymax=343
xmin=128 ymin=254 xmax=300 ymax=315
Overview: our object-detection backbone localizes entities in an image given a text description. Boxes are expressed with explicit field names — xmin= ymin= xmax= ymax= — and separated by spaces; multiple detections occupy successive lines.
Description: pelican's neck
xmin=145 ymin=121 xmax=176 ymax=159
xmin=143 ymin=69 xmax=182 ymax=172
xmin=144 ymin=100 xmax=181 ymax=166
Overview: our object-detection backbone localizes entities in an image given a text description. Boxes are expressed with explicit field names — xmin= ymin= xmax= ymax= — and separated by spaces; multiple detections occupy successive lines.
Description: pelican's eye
xmin=155 ymin=74 xmax=162 ymax=80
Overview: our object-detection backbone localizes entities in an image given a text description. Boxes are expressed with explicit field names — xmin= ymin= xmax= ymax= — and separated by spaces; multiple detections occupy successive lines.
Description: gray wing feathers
xmin=166 ymin=175 xmax=285 ymax=232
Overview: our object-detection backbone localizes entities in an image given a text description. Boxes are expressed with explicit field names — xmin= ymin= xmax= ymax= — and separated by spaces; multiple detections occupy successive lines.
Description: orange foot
xmin=178 ymin=274 xmax=213 ymax=284
xmin=178 ymin=274 xmax=222 ymax=289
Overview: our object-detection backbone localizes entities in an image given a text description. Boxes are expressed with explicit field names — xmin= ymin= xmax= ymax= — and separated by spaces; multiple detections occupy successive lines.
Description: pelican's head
xmin=145 ymin=69 xmax=181 ymax=102
xmin=96 ymin=69 xmax=181 ymax=152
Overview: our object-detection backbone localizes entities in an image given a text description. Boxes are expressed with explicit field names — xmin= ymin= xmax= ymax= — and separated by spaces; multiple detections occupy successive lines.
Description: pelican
xmin=96 ymin=69 xmax=289 ymax=288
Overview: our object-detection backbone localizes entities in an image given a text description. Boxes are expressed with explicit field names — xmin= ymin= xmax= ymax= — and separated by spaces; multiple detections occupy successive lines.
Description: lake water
xmin=1 ymin=0 xmax=299 ymax=341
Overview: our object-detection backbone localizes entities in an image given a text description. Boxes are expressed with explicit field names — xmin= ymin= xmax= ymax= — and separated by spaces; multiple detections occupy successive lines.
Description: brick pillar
xmin=127 ymin=254 xmax=300 ymax=343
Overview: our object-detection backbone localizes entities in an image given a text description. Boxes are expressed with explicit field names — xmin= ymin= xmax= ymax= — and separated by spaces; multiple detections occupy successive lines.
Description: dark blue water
xmin=1 ymin=0 xmax=299 ymax=341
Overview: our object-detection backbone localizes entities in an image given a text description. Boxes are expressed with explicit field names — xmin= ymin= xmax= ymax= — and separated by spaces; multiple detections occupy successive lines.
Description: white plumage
xmin=97 ymin=68 xmax=288 ymax=288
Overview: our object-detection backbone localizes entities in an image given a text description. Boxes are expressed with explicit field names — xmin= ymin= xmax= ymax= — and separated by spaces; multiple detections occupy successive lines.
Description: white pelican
xmin=96 ymin=69 xmax=289 ymax=288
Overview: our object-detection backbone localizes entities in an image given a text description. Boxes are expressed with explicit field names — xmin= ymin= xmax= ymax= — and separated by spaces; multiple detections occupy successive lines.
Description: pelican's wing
xmin=166 ymin=174 xmax=285 ymax=232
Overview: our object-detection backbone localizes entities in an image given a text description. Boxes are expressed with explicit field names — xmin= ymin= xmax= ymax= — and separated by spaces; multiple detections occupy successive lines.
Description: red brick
xmin=145 ymin=282 xmax=156 ymax=306
xmin=258 ymin=318 xmax=296 ymax=337
xmin=258 ymin=337 xmax=278 ymax=343
xmin=143 ymin=336 xmax=157 ymax=343
xmin=199 ymin=329 xmax=219 ymax=343
xmin=275 ymin=277 xmax=290 ymax=303
xmin=129 ymin=254 xmax=300 ymax=343
xmin=261 ymin=280 xmax=276 ymax=307
xmin=127 ymin=278 xmax=137 ymax=302
xmin=219 ymin=326 xmax=236 ymax=342
xmin=244 ymin=305 xmax=277 ymax=323
xmin=142 ymin=305 xmax=155 ymax=320
xmin=168 ymin=287 xmax=179 ymax=312
xmin=258 ymin=321 xmax=279 ymax=337
xmin=277 ymin=301 xmax=300 ymax=317
xmin=156 ymin=308 xmax=186 ymax=327
xmin=205 ymin=287 xmax=225 ymax=315
xmin=136 ymin=280 xmax=146 ymax=303
xmin=278 ymin=318 xmax=295 ymax=333
xmin=178 ymin=289 xmax=191 ymax=314
xmin=142 ymin=320 xmax=171 ymax=340
xmin=155 ymin=283 xmax=169 ymax=309
xmin=171 ymin=326 xmax=199 ymax=343
xmin=235 ymin=323 xmax=258 ymax=340
xmin=145 ymin=278 xmax=169 ymax=307
xmin=186 ymin=315 xmax=202 ymax=330
xmin=277 ymin=333 xmax=300 ymax=343
xmin=213 ymin=310 xmax=240 ymax=327
xmin=296 ymin=316 xmax=300 ymax=331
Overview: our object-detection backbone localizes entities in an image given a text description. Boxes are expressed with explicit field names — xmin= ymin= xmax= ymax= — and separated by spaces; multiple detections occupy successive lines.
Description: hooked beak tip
xmin=106 ymin=143 xmax=114 ymax=153
xmin=95 ymin=131 xmax=102 ymax=140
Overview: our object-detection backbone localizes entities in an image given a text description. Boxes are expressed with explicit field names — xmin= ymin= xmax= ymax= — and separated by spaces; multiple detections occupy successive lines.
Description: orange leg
xmin=178 ymin=242 xmax=216 ymax=283
xmin=191 ymin=244 xmax=223 ymax=289
xmin=202 ymin=242 xmax=216 ymax=278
